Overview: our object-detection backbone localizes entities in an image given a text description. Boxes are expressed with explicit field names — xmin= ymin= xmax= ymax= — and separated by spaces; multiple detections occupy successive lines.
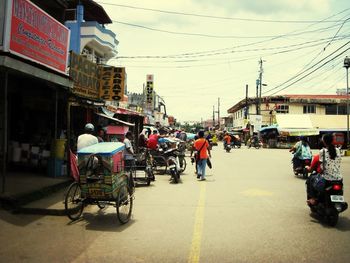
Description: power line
xmin=98 ymin=2 xmax=350 ymax=24
xmin=263 ymin=41 xmax=350 ymax=94
xmin=268 ymin=45 xmax=350 ymax=95
xmin=113 ymin=34 xmax=349 ymax=60
xmin=112 ymin=19 xmax=350 ymax=39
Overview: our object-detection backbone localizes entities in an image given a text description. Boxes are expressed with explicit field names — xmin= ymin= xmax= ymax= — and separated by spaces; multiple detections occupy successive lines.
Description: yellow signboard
xmin=99 ymin=67 xmax=125 ymax=101
xmin=69 ymin=52 xmax=100 ymax=99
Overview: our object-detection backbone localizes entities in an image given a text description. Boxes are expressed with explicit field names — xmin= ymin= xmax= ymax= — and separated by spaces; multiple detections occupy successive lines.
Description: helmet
xmin=84 ymin=123 xmax=94 ymax=132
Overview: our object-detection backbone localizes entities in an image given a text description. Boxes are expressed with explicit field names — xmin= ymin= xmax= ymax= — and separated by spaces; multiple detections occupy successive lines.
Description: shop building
xmin=0 ymin=0 xmax=72 ymax=193
xmin=227 ymin=94 xmax=350 ymax=148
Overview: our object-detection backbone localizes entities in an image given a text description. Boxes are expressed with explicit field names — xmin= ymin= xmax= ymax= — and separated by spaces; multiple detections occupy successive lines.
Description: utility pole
xmin=258 ymin=58 xmax=265 ymax=116
xmin=245 ymin=84 xmax=248 ymax=119
xmin=256 ymin=79 xmax=259 ymax=115
xmin=217 ymin=97 xmax=220 ymax=127
xmin=212 ymin=105 xmax=215 ymax=127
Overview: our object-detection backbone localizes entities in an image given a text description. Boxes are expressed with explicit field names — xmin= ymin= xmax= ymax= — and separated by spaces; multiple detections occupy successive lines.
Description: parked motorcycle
xmin=307 ymin=177 xmax=348 ymax=226
xmin=230 ymin=140 xmax=241 ymax=148
xmin=165 ymin=148 xmax=181 ymax=183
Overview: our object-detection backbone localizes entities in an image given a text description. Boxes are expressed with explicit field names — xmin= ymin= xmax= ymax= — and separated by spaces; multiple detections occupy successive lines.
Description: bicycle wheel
xmin=64 ymin=182 xmax=84 ymax=221
xmin=116 ymin=185 xmax=133 ymax=224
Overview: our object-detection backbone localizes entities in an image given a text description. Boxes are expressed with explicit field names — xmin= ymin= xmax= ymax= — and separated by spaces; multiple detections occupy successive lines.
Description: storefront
xmin=0 ymin=56 xmax=72 ymax=193
xmin=0 ymin=0 xmax=71 ymax=193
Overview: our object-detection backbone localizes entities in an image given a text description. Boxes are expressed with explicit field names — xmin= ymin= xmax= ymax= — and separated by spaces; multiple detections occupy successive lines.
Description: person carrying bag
xmin=194 ymin=131 xmax=211 ymax=181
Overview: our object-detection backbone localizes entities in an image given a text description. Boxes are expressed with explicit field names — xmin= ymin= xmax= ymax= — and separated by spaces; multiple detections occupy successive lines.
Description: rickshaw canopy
xmin=78 ymin=142 xmax=125 ymax=156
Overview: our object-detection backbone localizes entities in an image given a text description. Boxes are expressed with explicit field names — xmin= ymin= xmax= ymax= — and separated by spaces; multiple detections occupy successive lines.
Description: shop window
xmin=303 ymin=105 xmax=316 ymax=114
xmin=325 ymin=104 xmax=347 ymax=115
xmin=275 ymin=105 xmax=289 ymax=114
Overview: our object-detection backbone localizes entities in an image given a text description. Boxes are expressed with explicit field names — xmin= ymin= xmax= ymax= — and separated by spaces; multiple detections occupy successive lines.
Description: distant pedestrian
xmin=194 ymin=130 xmax=211 ymax=181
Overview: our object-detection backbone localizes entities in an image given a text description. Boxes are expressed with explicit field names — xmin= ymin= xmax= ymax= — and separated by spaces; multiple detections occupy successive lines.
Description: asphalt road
xmin=1 ymin=144 xmax=350 ymax=263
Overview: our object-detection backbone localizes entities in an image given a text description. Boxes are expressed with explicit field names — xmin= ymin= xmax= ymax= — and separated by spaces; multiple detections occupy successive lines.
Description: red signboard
xmin=8 ymin=0 xmax=70 ymax=74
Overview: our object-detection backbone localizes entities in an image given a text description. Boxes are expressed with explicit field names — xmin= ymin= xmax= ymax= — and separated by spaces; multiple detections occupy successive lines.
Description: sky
xmin=96 ymin=0 xmax=350 ymax=123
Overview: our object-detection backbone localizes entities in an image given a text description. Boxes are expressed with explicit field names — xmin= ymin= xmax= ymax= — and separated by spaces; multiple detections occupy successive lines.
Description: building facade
xmin=227 ymin=94 xmax=349 ymax=148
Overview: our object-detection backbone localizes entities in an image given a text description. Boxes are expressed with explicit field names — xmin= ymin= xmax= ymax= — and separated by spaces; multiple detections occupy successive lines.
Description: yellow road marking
xmin=188 ymin=183 xmax=206 ymax=263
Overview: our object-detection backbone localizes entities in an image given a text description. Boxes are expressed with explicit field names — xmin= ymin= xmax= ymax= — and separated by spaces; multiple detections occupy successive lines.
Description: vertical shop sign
xmin=69 ymin=52 xmax=101 ymax=99
xmin=6 ymin=0 xmax=70 ymax=74
xmin=99 ymin=67 xmax=125 ymax=101
xmin=146 ymin=74 xmax=154 ymax=104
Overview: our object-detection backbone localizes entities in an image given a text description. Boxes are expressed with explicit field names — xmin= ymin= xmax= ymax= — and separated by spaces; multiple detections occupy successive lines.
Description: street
xmin=1 ymin=144 xmax=350 ymax=263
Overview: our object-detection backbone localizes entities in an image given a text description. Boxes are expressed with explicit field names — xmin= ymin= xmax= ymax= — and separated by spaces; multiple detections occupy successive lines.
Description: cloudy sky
xmin=96 ymin=0 xmax=350 ymax=123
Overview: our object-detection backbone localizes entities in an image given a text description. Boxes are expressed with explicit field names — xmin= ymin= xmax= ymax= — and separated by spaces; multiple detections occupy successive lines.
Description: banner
xmin=69 ymin=52 xmax=101 ymax=99
xmin=7 ymin=0 xmax=70 ymax=74
xmin=146 ymin=74 xmax=154 ymax=104
xmin=99 ymin=66 xmax=125 ymax=101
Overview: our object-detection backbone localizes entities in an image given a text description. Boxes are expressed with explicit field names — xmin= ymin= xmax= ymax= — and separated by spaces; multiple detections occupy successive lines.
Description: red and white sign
xmin=8 ymin=0 xmax=70 ymax=74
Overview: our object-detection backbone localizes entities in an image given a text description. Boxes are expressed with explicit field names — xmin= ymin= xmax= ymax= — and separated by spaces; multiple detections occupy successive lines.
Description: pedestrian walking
xmin=194 ymin=130 xmax=211 ymax=181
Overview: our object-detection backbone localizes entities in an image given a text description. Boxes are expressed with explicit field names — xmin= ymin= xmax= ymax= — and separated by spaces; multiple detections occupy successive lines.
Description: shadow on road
xmin=308 ymin=212 xmax=350 ymax=231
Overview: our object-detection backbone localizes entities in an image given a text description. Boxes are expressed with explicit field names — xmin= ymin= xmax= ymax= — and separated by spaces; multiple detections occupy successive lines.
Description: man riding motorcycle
xmin=223 ymin=132 xmax=231 ymax=150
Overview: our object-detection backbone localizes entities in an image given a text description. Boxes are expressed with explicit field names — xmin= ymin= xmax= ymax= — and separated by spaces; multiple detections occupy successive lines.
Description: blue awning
xmin=259 ymin=124 xmax=278 ymax=133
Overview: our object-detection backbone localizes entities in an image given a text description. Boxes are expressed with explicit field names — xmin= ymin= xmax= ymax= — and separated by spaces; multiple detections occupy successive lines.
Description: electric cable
xmin=263 ymin=41 xmax=350 ymax=94
xmin=268 ymin=45 xmax=350 ymax=95
xmin=97 ymin=2 xmax=350 ymax=24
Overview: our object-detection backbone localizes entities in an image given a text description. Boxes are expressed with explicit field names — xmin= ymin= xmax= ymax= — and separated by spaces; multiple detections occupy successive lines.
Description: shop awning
xmin=276 ymin=114 xmax=313 ymax=129
xmin=259 ymin=124 xmax=278 ymax=133
xmin=96 ymin=113 xmax=135 ymax=126
xmin=279 ymin=128 xmax=319 ymax=136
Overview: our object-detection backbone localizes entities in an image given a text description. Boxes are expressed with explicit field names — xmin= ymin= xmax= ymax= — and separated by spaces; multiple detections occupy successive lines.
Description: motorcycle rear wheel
xmin=326 ymin=209 xmax=339 ymax=227
xmin=171 ymin=170 xmax=179 ymax=184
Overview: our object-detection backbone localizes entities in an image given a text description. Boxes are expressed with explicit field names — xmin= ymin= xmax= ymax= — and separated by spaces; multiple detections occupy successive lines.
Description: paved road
xmin=1 ymin=144 xmax=350 ymax=263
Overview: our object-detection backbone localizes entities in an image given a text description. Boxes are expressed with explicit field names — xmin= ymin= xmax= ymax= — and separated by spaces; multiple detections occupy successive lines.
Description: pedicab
xmin=64 ymin=142 xmax=133 ymax=224
xmin=133 ymin=147 xmax=155 ymax=186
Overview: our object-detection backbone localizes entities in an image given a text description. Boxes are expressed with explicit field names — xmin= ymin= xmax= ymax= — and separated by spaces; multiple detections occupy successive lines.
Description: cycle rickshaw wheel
xmin=116 ymin=185 xmax=133 ymax=224
xmin=65 ymin=182 xmax=84 ymax=220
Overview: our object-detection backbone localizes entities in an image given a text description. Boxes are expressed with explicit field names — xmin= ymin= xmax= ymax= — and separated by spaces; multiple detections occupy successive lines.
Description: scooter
xmin=165 ymin=148 xmax=181 ymax=184
xmin=307 ymin=176 xmax=348 ymax=226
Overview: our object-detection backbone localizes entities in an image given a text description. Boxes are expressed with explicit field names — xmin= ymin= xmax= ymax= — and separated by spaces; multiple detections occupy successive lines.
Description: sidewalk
xmin=0 ymin=172 xmax=72 ymax=215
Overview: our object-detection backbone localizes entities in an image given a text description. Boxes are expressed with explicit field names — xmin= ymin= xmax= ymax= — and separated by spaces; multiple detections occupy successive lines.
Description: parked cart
xmin=64 ymin=142 xmax=133 ymax=224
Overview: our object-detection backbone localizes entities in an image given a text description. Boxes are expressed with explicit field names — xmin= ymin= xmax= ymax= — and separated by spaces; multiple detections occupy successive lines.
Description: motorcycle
xmin=224 ymin=142 xmax=231 ymax=152
xmin=164 ymin=148 xmax=181 ymax=184
xmin=307 ymin=177 xmax=348 ymax=226
xmin=231 ymin=140 xmax=241 ymax=148
xmin=292 ymin=157 xmax=311 ymax=179
xmin=247 ymin=140 xmax=261 ymax=149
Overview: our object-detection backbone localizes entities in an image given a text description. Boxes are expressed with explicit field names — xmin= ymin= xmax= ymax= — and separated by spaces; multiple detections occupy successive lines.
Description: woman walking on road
xmin=194 ymin=130 xmax=211 ymax=181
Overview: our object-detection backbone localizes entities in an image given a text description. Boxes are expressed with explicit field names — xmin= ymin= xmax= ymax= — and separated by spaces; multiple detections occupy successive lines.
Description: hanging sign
xmin=146 ymin=74 xmax=154 ymax=104
xmin=69 ymin=52 xmax=101 ymax=99
xmin=99 ymin=66 xmax=125 ymax=101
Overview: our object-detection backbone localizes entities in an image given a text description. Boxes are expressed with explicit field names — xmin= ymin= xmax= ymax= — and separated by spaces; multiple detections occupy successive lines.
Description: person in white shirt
xmin=77 ymin=123 xmax=99 ymax=151
xmin=123 ymin=131 xmax=135 ymax=171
